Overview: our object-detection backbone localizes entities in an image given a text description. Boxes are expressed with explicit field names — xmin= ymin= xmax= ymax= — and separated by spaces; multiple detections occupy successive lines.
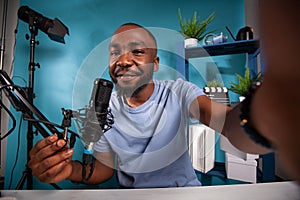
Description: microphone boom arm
xmin=0 ymin=69 xmax=64 ymax=139
xmin=1 ymin=70 xmax=114 ymax=184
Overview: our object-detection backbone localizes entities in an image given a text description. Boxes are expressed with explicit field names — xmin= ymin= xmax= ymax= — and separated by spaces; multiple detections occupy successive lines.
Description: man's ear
xmin=153 ymin=56 xmax=159 ymax=72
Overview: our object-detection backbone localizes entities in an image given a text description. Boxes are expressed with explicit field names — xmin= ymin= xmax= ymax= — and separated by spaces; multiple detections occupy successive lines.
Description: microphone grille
xmin=89 ymin=78 xmax=113 ymax=111
xmin=96 ymin=78 xmax=113 ymax=103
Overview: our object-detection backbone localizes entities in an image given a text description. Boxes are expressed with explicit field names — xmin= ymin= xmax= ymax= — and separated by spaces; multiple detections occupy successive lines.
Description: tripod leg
xmin=15 ymin=169 xmax=29 ymax=190
xmin=16 ymin=167 xmax=61 ymax=189
xmin=15 ymin=163 xmax=32 ymax=190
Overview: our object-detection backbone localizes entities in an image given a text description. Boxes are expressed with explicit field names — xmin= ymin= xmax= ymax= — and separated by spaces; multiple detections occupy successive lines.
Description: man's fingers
xmin=31 ymin=138 xmax=67 ymax=163
xmin=30 ymin=148 xmax=74 ymax=177
xmin=29 ymin=135 xmax=58 ymax=157
xmin=37 ymin=157 xmax=73 ymax=183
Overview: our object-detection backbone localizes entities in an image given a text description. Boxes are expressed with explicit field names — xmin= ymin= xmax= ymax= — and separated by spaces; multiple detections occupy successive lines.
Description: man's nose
xmin=116 ymin=52 xmax=132 ymax=68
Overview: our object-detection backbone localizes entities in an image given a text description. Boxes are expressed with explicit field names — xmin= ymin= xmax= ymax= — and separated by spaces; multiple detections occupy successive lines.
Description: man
xmin=28 ymin=23 xmax=270 ymax=188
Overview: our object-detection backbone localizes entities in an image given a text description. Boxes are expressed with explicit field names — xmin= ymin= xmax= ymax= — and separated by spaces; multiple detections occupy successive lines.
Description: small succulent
xmin=206 ymin=79 xmax=224 ymax=87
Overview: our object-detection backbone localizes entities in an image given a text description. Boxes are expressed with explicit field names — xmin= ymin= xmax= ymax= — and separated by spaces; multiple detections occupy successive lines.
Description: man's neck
xmin=124 ymin=82 xmax=154 ymax=108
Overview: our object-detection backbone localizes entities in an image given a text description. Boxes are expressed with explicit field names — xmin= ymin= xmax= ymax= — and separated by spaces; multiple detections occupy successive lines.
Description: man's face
xmin=108 ymin=25 xmax=159 ymax=95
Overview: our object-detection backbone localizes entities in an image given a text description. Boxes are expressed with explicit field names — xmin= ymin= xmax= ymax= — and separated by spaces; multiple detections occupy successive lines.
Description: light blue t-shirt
xmin=94 ymin=78 xmax=205 ymax=188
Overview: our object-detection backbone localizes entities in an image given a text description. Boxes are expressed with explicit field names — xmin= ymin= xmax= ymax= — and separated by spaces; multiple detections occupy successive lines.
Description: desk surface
xmin=1 ymin=181 xmax=299 ymax=200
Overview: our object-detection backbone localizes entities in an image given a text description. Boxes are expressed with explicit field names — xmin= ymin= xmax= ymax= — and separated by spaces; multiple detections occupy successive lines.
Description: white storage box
xmin=189 ymin=124 xmax=215 ymax=173
xmin=225 ymin=153 xmax=258 ymax=183
xmin=220 ymin=135 xmax=259 ymax=160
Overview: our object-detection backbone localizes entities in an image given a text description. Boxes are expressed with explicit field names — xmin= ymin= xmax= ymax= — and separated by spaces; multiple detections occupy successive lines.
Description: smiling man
xmin=28 ymin=23 xmax=271 ymax=188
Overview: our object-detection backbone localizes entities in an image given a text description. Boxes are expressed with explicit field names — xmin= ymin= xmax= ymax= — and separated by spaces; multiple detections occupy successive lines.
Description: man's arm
xmin=68 ymin=151 xmax=115 ymax=185
xmin=190 ymin=95 xmax=271 ymax=154
xmin=249 ymin=0 xmax=300 ymax=182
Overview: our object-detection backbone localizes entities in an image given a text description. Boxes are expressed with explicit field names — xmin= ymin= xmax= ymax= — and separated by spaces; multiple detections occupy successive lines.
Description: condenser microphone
xmin=80 ymin=78 xmax=113 ymax=181
xmin=81 ymin=78 xmax=114 ymax=152
xmin=89 ymin=78 xmax=114 ymax=130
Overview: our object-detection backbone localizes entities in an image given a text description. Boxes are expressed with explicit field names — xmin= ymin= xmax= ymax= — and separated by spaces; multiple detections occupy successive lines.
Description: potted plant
xmin=205 ymin=79 xmax=224 ymax=88
xmin=229 ymin=67 xmax=262 ymax=101
xmin=178 ymin=8 xmax=216 ymax=48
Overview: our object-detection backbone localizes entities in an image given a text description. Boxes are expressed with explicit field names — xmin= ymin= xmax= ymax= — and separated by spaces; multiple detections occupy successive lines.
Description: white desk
xmin=1 ymin=181 xmax=299 ymax=200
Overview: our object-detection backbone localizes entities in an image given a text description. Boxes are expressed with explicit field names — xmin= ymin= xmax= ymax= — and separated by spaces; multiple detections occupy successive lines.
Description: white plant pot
xmin=239 ymin=96 xmax=245 ymax=102
xmin=184 ymin=38 xmax=198 ymax=48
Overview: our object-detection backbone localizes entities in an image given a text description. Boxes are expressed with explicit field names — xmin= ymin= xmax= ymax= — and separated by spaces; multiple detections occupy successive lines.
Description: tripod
xmin=16 ymin=16 xmax=40 ymax=190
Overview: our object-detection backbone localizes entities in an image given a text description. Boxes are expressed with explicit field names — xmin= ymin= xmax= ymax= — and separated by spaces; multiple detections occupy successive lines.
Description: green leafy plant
xmin=178 ymin=8 xmax=216 ymax=41
xmin=229 ymin=67 xmax=261 ymax=95
xmin=206 ymin=79 xmax=224 ymax=87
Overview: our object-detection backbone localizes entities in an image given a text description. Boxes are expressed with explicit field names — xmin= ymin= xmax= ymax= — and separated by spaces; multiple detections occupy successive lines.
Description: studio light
xmin=17 ymin=5 xmax=69 ymax=44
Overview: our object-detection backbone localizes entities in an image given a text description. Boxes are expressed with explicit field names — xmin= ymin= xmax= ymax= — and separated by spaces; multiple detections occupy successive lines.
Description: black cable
xmin=0 ymin=84 xmax=28 ymax=101
xmin=0 ymin=83 xmax=26 ymax=90
xmin=0 ymin=84 xmax=25 ymax=140
xmin=0 ymin=100 xmax=16 ymax=140
xmin=8 ymin=116 xmax=22 ymax=189
xmin=12 ymin=76 xmax=27 ymax=87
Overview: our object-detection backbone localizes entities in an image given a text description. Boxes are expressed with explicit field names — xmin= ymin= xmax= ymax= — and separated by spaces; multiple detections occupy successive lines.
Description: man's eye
xmin=110 ymin=51 xmax=121 ymax=57
xmin=132 ymin=49 xmax=144 ymax=55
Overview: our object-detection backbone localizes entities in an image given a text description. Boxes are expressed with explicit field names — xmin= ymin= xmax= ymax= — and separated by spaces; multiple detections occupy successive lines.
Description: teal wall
xmin=5 ymin=0 xmax=246 ymax=189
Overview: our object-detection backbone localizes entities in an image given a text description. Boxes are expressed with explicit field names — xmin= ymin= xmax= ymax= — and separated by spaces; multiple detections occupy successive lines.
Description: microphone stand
xmin=16 ymin=14 xmax=40 ymax=190
xmin=0 ymin=69 xmax=67 ymax=190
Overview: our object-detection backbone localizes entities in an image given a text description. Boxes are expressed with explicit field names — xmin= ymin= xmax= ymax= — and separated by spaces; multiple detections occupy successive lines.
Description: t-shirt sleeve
xmin=93 ymin=134 xmax=113 ymax=153
xmin=179 ymin=79 xmax=205 ymax=122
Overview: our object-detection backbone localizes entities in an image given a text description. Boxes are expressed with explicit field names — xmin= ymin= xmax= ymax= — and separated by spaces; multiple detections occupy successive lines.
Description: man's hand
xmin=28 ymin=134 xmax=74 ymax=183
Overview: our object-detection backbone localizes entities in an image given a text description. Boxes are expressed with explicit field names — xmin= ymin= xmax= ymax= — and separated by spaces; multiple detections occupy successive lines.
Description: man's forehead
xmin=113 ymin=24 xmax=145 ymax=34
xmin=111 ymin=25 xmax=156 ymax=47
xmin=109 ymin=40 xmax=147 ymax=49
